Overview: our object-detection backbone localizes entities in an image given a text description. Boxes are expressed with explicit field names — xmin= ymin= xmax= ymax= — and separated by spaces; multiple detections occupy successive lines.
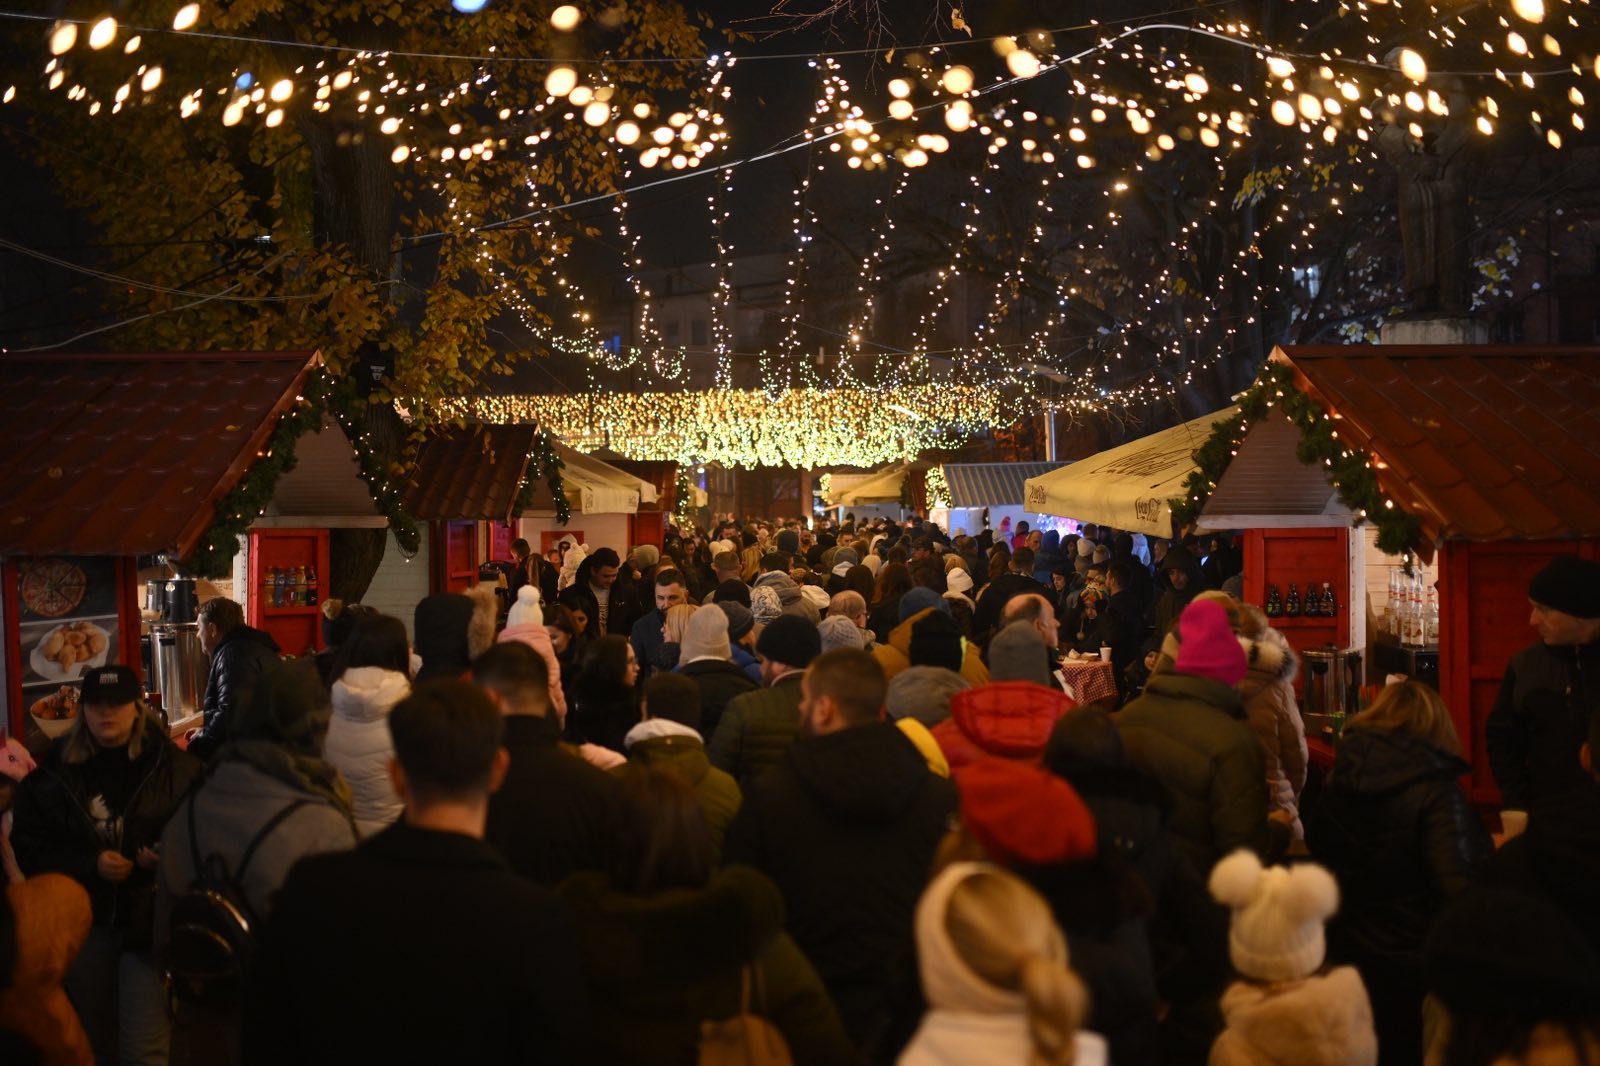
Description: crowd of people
xmin=3 ymin=512 xmax=1598 ymax=1066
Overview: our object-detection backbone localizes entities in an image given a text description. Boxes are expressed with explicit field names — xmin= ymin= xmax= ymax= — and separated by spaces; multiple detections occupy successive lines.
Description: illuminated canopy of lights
xmin=450 ymin=387 xmax=1005 ymax=469
xmin=5 ymin=0 xmax=1596 ymax=417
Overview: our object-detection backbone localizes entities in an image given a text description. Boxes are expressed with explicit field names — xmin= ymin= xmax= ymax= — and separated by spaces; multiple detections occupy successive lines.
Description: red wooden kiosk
xmin=0 ymin=351 xmax=324 ymax=746
xmin=1200 ymin=345 xmax=1600 ymax=805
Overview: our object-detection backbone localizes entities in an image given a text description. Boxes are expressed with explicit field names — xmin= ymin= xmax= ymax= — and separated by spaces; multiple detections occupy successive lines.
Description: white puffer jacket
xmin=326 ymin=666 xmax=410 ymax=837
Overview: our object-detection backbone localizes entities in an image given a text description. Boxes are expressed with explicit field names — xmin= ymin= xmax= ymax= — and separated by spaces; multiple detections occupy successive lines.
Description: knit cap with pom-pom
xmin=1209 ymin=849 xmax=1340 ymax=982
xmin=505 ymin=585 xmax=544 ymax=629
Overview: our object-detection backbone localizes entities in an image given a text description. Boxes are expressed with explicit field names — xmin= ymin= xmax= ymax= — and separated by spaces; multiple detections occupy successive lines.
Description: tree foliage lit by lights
xmin=2 ymin=0 xmax=713 ymax=419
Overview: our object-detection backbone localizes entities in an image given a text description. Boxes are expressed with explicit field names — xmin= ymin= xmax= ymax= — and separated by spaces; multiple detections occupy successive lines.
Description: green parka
xmin=1116 ymin=670 xmax=1282 ymax=876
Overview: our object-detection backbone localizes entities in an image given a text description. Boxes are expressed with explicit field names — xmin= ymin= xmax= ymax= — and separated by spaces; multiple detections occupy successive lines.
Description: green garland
xmin=184 ymin=369 xmax=422 ymax=578
xmin=673 ymin=466 xmax=696 ymax=528
xmin=513 ymin=430 xmax=570 ymax=525
xmin=1170 ymin=362 xmax=1423 ymax=557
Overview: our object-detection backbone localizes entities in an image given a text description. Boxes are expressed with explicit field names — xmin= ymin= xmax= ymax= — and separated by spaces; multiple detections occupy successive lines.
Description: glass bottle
xmin=1265 ymin=584 xmax=1282 ymax=618
xmin=1285 ymin=583 xmax=1301 ymax=618
xmin=1321 ymin=581 xmax=1336 ymax=617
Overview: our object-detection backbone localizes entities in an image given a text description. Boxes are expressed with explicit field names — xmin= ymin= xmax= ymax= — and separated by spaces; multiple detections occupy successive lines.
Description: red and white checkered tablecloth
xmin=1057 ymin=659 xmax=1119 ymax=705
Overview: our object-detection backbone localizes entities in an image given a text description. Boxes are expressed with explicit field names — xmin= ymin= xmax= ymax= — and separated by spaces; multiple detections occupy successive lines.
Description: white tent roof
xmin=838 ymin=463 xmax=908 ymax=505
xmin=1023 ymin=407 xmax=1238 ymax=536
xmin=532 ymin=444 xmax=658 ymax=515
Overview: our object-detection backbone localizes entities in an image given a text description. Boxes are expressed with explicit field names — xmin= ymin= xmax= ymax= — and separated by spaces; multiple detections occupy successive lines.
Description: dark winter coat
xmin=12 ymin=720 xmax=202 ymax=948
xmin=723 ymin=721 xmax=958 ymax=1046
xmin=615 ymin=727 xmax=742 ymax=860
xmin=243 ymin=823 xmax=589 ymax=1066
xmin=631 ymin=608 xmax=669 ymax=681
xmin=568 ymin=687 xmax=640 ymax=756
xmin=1479 ymin=776 xmax=1600 ymax=957
xmin=1116 ymin=671 xmax=1283 ymax=875
xmin=567 ymin=581 xmax=642 ymax=639
xmin=972 ymin=571 xmax=1052 ymax=639
xmin=677 ymin=658 xmax=758 ymax=741
xmin=706 ymin=673 xmax=805 ymax=788
xmin=484 ymin=714 xmax=622 ymax=886
xmin=558 ymin=867 xmax=854 ymax=1066
xmin=1307 ymin=728 xmax=1490 ymax=1062
xmin=192 ymin=626 xmax=280 ymax=757
xmin=1151 ymin=549 xmax=1203 ymax=638
xmin=1485 ymin=639 xmax=1600 ymax=808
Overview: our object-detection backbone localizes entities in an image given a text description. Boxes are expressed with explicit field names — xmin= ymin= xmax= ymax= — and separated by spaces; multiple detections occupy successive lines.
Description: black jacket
xmin=723 ymin=722 xmax=957 ymax=1046
xmin=1308 ymin=729 xmax=1490 ymax=969
xmin=1485 ymin=640 xmax=1600 ymax=808
xmin=972 ymin=571 xmax=1052 ymax=639
xmin=567 ymin=582 xmax=642 ymax=640
xmin=1081 ymin=588 xmax=1144 ymax=678
xmin=244 ymin=822 xmax=589 ymax=1066
xmin=12 ymin=720 xmax=201 ymax=944
xmin=484 ymin=714 xmax=622 ymax=886
xmin=678 ymin=658 xmax=758 ymax=740
xmin=1479 ymin=777 xmax=1600 ymax=957
xmin=193 ymin=626 xmax=280 ymax=757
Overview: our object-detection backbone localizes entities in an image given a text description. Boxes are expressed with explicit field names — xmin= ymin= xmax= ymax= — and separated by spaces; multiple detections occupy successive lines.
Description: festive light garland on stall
xmin=186 ymin=370 xmax=423 ymax=578
xmin=1170 ymin=362 xmax=1423 ymax=557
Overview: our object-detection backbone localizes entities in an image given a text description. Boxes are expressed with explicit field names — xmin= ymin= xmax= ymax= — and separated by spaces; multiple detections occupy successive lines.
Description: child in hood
xmin=1208 ymin=850 xmax=1376 ymax=1066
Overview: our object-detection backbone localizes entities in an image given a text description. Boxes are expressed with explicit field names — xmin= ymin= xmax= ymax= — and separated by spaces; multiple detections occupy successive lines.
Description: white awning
xmin=838 ymin=463 xmax=908 ymax=505
xmin=1023 ymin=407 xmax=1238 ymax=536
xmin=517 ymin=444 xmax=657 ymax=515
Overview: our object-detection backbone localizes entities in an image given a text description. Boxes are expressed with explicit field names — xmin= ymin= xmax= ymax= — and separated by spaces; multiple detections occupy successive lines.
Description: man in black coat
xmin=190 ymin=597 xmax=280 ymax=759
xmin=723 ymin=649 xmax=957 ymax=1047
xmin=244 ymin=680 xmax=588 ymax=1065
xmin=569 ymin=547 xmax=641 ymax=639
xmin=473 ymin=644 xmax=620 ymax=886
xmin=971 ymin=546 xmax=1051 ymax=640
xmin=1486 ymin=556 xmax=1600 ymax=809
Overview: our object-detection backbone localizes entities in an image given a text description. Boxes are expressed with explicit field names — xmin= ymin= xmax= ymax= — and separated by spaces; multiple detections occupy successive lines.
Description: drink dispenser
xmin=1301 ymin=645 xmax=1364 ymax=716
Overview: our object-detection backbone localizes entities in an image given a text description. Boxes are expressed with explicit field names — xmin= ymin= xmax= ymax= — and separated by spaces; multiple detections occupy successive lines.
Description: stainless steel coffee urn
xmin=149 ymin=623 xmax=207 ymax=722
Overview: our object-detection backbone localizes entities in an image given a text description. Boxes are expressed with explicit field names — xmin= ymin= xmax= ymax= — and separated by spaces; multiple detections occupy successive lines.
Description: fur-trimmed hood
xmin=1239 ymin=626 xmax=1298 ymax=699
xmin=464 ymin=583 xmax=498 ymax=660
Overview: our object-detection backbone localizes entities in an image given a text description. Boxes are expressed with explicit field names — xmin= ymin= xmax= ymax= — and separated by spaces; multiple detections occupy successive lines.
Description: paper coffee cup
xmin=1100 ymin=646 xmax=1113 ymax=663
xmin=1500 ymin=809 xmax=1528 ymax=839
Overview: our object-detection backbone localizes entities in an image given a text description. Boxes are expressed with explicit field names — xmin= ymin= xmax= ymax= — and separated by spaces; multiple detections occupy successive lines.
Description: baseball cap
xmin=80 ymin=664 xmax=142 ymax=705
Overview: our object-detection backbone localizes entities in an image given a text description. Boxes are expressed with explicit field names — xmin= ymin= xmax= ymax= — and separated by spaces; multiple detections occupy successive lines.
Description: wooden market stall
xmin=0 ymin=351 xmax=324 ymax=745
xmin=1194 ymin=345 xmax=1600 ymax=805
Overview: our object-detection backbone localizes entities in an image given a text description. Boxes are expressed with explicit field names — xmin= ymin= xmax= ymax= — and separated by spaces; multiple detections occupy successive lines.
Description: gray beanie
xmin=885 ymin=666 xmax=970 ymax=727
xmin=680 ymin=606 xmax=732 ymax=663
xmin=818 ymin=615 xmax=866 ymax=653
xmin=632 ymin=544 xmax=661 ymax=569
xmin=716 ymin=601 xmax=755 ymax=642
xmin=986 ymin=621 xmax=1053 ymax=687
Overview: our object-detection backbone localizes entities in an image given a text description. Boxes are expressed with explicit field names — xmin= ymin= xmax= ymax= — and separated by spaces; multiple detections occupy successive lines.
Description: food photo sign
xmin=4 ymin=556 xmax=136 ymax=747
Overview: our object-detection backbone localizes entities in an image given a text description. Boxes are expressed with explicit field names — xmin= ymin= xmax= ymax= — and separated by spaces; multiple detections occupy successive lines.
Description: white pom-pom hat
xmin=506 ymin=585 xmax=544 ymax=629
xmin=1209 ymin=849 xmax=1340 ymax=982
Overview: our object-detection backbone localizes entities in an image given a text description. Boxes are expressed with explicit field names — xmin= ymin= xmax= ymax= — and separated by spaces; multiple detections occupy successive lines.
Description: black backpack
xmin=164 ymin=792 xmax=309 ymax=1006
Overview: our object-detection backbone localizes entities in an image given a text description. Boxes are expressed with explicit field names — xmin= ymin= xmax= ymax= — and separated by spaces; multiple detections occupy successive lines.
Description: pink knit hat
xmin=1173 ymin=599 xmax=1248 ymax=686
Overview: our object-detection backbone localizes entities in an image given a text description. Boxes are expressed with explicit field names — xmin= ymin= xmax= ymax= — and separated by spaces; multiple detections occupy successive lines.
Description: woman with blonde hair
xmin=900 ymin=862 xmax=1106 ymax=1066
xmin=654 ymin=602 xmax=698 ymax=672
xmin=1307 ymin=680 xmax=1491 ymax=1063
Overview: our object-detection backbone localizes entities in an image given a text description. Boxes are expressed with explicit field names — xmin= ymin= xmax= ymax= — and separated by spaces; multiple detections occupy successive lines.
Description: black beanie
xmin=776 ymin=529 xmax=800 ymax=555
xmin=1527 ymin=556 xmax=1600 ymax=619
xmin=714 ymin=578 xmax=752 ymax=608
xmin=754 ymin=613 xmax=821 ymax=670
xmin=908 ymin=610 xmax=964 ymax=672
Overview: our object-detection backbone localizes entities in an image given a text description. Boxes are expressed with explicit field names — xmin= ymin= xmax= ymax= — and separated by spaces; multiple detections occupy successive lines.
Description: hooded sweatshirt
xmin=326 ymin=667 xmax=411 ymax=836
xmin=753 ymin=571 xmax=820 ymax=624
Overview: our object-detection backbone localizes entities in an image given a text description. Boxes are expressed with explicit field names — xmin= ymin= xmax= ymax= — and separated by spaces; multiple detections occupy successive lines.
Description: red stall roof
xmin=1273 ymin=345 xmax=1600 ymax=544
xmin=402 ymin=424 xmax=537 ymax=522
xmin=0 ymin=351 xmax=320 ymax=558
